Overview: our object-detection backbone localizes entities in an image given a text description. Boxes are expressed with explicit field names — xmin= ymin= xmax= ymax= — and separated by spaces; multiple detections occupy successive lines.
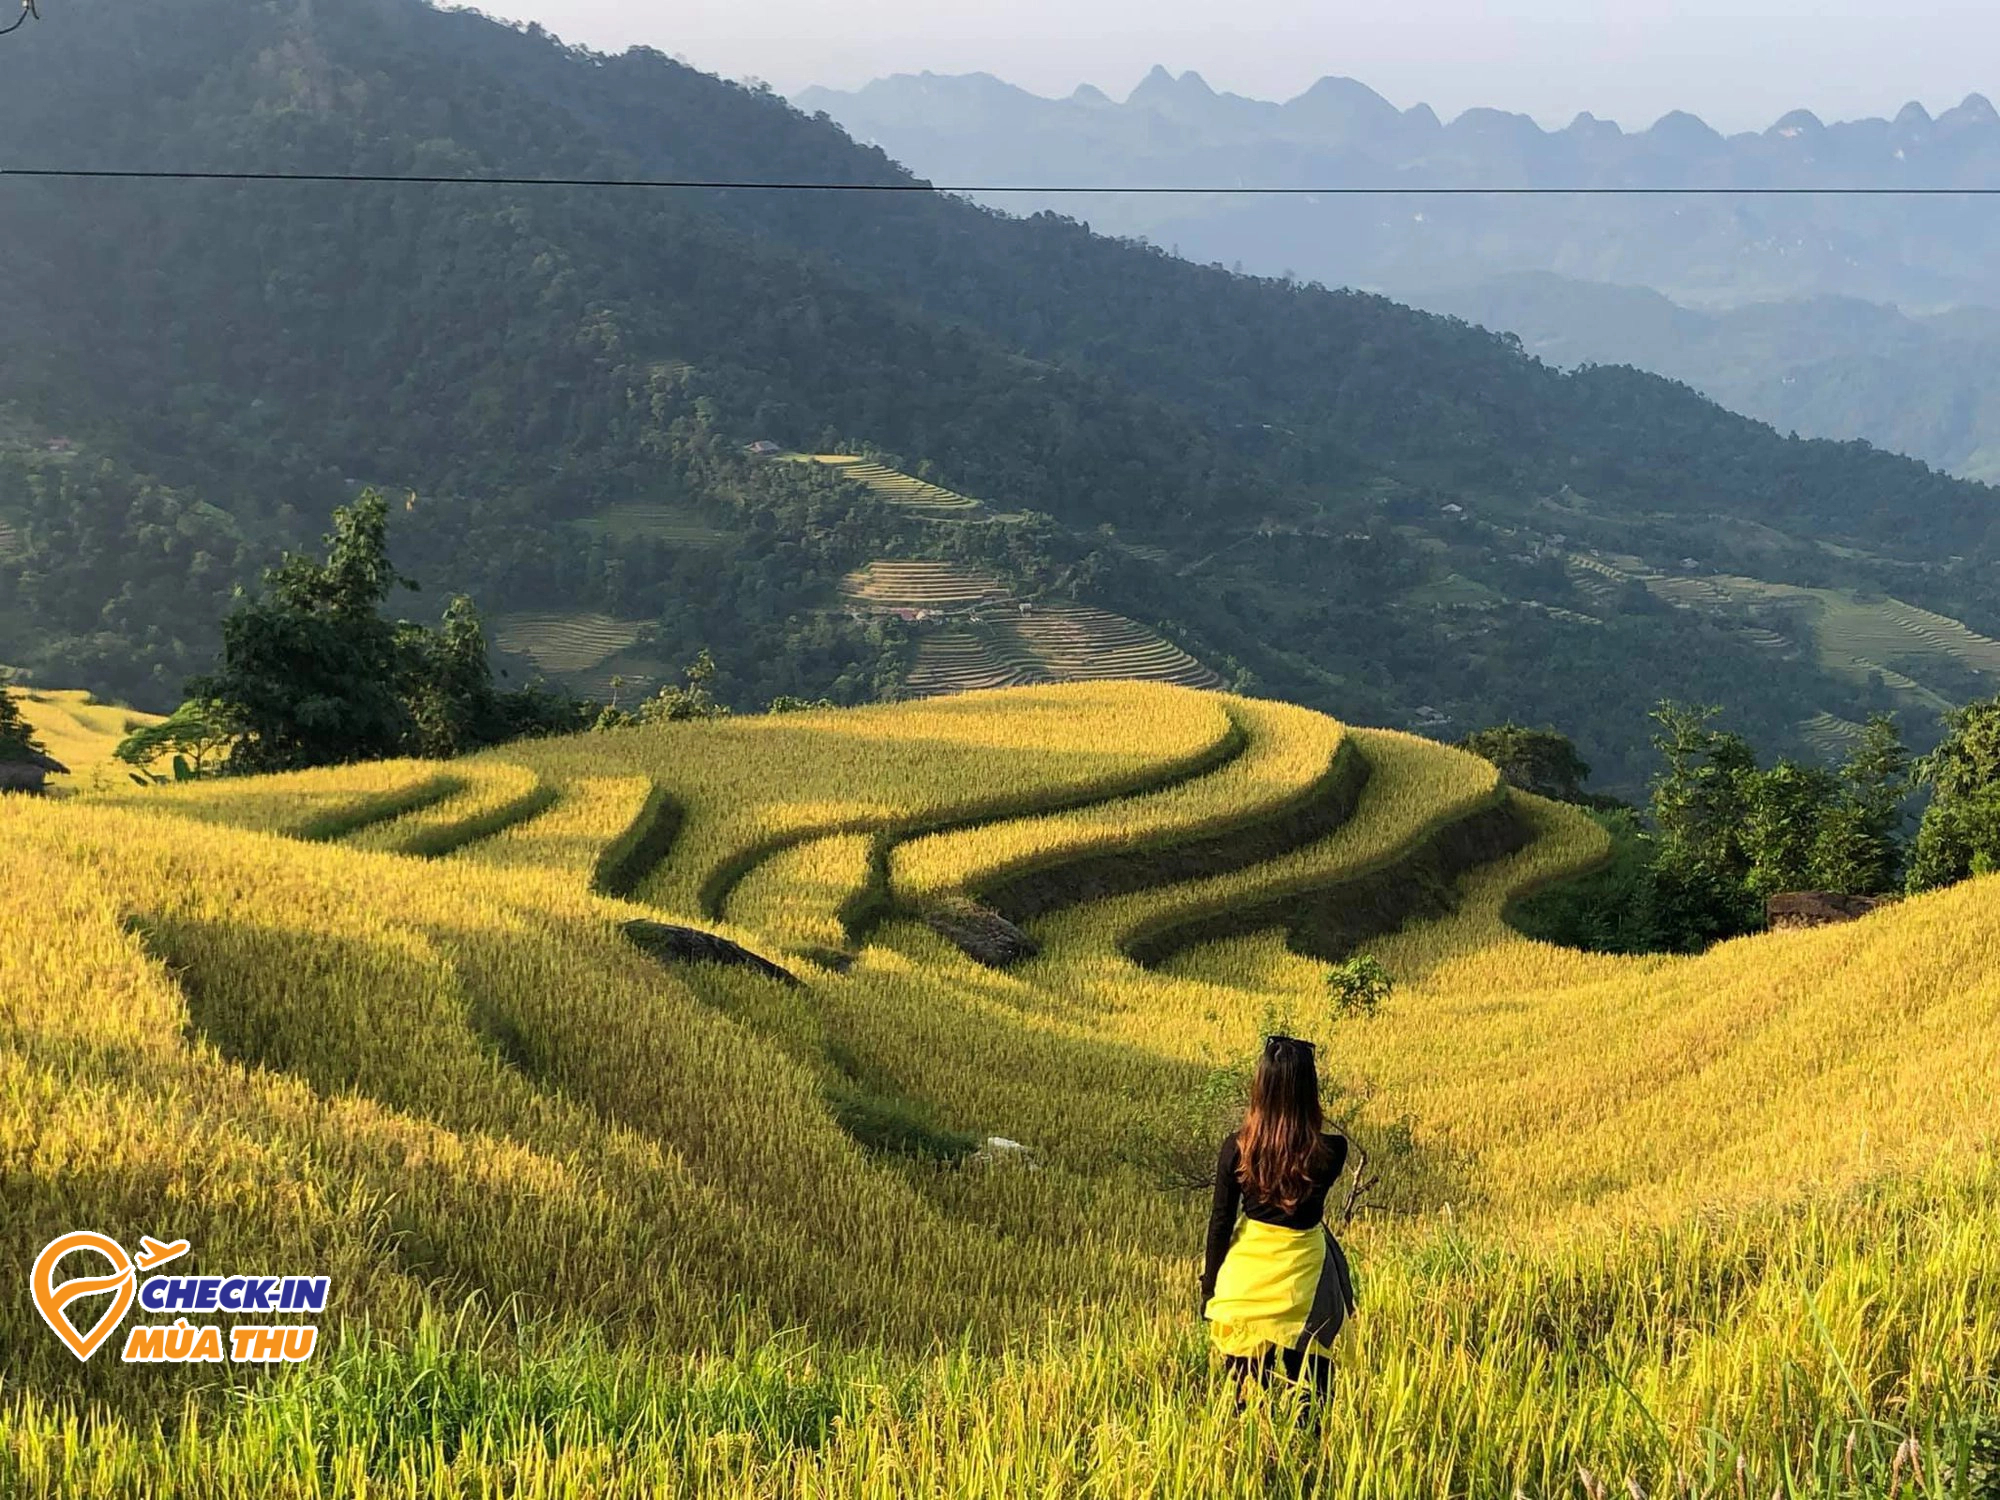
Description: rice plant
xmin=3 ymin=680 xmax=1995 ymax=1497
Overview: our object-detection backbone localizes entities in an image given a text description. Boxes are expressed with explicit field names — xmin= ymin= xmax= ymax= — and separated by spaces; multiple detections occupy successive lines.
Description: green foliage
xmin=768 ymin=695 xmax=837 ymax=714
xmin=1327 ymin=954 xmax=1393 ymax=1019
xmin=596 ymin=650 xmax=733 ymax=729
xmin=1509 ymin=807 xmax=1666 ymax=954
xmin=401 ymin=595 xmax=500 ymax=759
xmin=190 ymin=492 xmax=419 ymax=771
xmin=1907 ymin=697 xmax=2000 ymax=891
xmin=1814 ymin=714 xmax=1912 ymax=894
xmin=191 ymin=492 xmax=580 ymax=771
xmin=1460 ymin=724 xmax=1593 ymax=804
xmin=1742 ymin=759 xmax=1841 ymax=898
xmin=1522 ymin=706 xmax=1912 ymax=954
xmin=638 ymin=649 xmax=728 ymax=724
xmin=113 ymin=699 xmax=231 ymax=777
xmin=1648 ymin=702 xmax=1759 ymax=883
xmin=0 ymin=685 xmax=45 ymax=762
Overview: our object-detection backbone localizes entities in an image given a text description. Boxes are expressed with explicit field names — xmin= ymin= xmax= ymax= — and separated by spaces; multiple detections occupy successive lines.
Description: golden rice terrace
xmin=3 ymin=680 xmax=1996 ymax=1498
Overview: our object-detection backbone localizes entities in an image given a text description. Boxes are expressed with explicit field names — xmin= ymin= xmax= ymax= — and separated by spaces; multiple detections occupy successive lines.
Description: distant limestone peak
xmin=1647 ymin=109 xmax=1722 ymax=146
xmin=1128 ymin=65 xmax=1215 ymax=106
xmin=1941 ymin=91 xmax=1999 ymax=127
xmin=1283 ymin=74 xmax=1400 ymax=132
xmin=1566 ymin=111 xmax=1619 ymax=133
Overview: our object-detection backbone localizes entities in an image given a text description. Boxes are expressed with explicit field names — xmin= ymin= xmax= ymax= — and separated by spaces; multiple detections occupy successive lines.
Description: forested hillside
xmin=1415 ymin=273 xmax=2000 ymax=484
xmin=3 ymin=0 xmax=1999 ymax=787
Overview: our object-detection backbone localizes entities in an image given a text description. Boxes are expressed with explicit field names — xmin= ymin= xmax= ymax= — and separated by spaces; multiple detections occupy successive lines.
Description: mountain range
xmin=797 ymin=68 xmax=2000 ymax=310
xmin=2 ymin=1 xmax=1999 ymax=792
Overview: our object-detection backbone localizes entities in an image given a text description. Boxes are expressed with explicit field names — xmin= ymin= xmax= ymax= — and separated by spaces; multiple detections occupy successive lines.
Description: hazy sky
xmin=488 ymin=1 xmax=1993 ymax=133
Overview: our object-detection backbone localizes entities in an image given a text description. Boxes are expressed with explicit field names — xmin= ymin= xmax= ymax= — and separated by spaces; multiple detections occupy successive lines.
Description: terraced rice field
xmin=898 ymin=605 xmax=1225 ymax=697
xmin=843 ymin=565 xmax=1219 ymax=697
xmin=0 ymin=518 xmax=21 ymax=559
xmin=8 ymin=681 xmax=1999 ymax=1497
xmin=1800 ymin=708 xmax=1869 ymax=760
xmin=9 ymin=687 xmax=162 ymax=787
xmin=796 ymin=454 xmax=984 ymax=516
xmin=1573 ymin=553 xmax=2000 ymax=715
xmin=491 ymin=611 xmax=651 ymax=674
xmin=1007 ymin=606 xmax=1224 ymax=690
xmin=840 ymin=560 xmax=1012 ymax=611
xmin=903 ymin=626 xmax=1045 ymax=695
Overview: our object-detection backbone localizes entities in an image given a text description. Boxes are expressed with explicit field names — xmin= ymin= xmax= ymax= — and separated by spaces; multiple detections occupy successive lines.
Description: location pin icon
xmin=32 ymin=1232 xmax=137 ymax=1362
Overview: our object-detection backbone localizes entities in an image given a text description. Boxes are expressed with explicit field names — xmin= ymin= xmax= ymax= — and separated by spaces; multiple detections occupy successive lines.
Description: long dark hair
xmin=1237 ymin=1034 xmax=1329 ymax=1213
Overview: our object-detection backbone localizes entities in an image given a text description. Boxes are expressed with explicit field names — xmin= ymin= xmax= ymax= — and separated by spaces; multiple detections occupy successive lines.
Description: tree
xmin=1649 ymin=702 xmax=1757 ymax=881
xmin=1907 ymin=697 xmax=2000 ymax=891
xmin=1460 ymin=723 xmax=1593 ymax=804
xmin=1647 ymin=702 xmax=1763 ymax=945
xmin=634 ymin=649 xmax=729 ymax=724
xmin=114 ymin=699 xmax=233 ymax=778
xmin=190 ymin=490 xmax=417 ymax=771
xmin=1741 ymin=759 xmax=1838 ymax=898
xmin=401 ymin=595 xmax=500 ymax=758
xmin=189 ymin=490 xmax=552 ymax=770
xmin=0 ymin=685 xmax=47 ymax=760
xmin=1812 ymin=714 xmax=1909 ymax=894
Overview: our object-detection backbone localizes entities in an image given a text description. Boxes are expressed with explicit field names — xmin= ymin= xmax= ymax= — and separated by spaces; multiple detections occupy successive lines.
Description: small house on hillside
xmin=744 ymin=440 xmax=783 ymax=457
xmin=0 ymin=749 xmax=69 ymax=795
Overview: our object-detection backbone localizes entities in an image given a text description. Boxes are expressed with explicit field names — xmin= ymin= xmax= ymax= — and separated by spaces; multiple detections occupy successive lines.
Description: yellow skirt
xmin=1204 ymin=1219 xmax=1345 ymax=1359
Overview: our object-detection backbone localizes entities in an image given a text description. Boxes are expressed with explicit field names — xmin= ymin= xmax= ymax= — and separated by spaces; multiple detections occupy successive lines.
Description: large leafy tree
xmin=1811 ymin=714 xmax=1911 ymax=894
xmin=1646 ymin=702 xmax=1764 ymax=945
xmin=1459 ymin=724 xmax=1594 ymax=805
xmin=191 ymin=491 xmax=417 ymax=772
xmin=1742 ymin=759 xmax=1840 ymax=899
xmin=1906 ymin=697 xmax=2000 ymax=891
xmin=189 ymin=490 xmax=546 ymax=771
xmin=401 ymin=594 xmax=501 ymax=760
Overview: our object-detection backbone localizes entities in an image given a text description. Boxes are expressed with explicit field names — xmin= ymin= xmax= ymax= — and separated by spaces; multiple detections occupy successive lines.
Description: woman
xmin=1201 ymin=1033 xmax=1355 ymax=1398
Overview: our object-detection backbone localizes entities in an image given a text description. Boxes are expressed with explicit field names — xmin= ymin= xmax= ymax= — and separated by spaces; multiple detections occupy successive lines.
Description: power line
xmin=4 ymin=167 xmax=2000 ymax=195
xmin=0 ymin=0 xmax=41 ymax=38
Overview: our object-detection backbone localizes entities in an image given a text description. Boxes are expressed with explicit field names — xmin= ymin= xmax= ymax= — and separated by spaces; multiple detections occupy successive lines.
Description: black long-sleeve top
xmin=1201 ymin=1131 xmax=1349 ymax=1303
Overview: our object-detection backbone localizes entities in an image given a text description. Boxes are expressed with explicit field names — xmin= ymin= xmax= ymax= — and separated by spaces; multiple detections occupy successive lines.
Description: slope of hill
xmin=1411 ymin=273 xmax=2000 ymax=484
xmin=9 ymin=686 xmax=161 ymax=790
xmin=5 ymin=683 xmax=1995 ymax=1495
xmin=4 ymin=0 xmax=2000 ymax=791
xmin=799 ymin=68 xmax=2000 ymax=309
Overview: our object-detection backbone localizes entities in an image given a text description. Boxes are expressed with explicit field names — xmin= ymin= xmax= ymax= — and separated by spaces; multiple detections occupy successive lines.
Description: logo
xmin=30 ymin=1231 xmax=328 ymax=1364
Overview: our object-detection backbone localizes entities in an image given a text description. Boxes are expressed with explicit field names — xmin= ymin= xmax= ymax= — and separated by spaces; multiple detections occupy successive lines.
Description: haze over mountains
xmin=3 ymin=0 xmax=2000 ymax=790
xmin=800 ymin=69 xmax=2000 ymax=481
xmin=1413 ymin=276 xmax=2000 ymax=484
xmin=798 ymin=68 xmax=2000 ymax=309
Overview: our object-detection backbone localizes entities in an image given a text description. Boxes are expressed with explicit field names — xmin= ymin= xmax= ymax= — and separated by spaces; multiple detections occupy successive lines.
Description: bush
xmin=1327 ymin=954 xmax=1393 ymax=1019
